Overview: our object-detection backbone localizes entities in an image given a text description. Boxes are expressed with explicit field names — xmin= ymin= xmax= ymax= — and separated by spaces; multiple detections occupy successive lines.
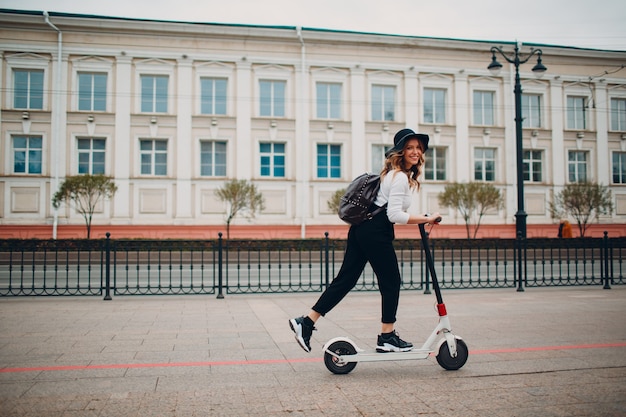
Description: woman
xmin=289 ymin=128 xmax=442 ymax=353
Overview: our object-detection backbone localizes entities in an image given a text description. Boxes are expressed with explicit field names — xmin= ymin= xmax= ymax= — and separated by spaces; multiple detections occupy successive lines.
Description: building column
xmin=550 ymin=79 xmax=565 ymax=187
xmin=594 ymin=81 xmax=609 ymax=185
xmin=294 ymin=39 xmax=310 ymax=237
xmin=235 ymin=60 xmax=252 ymax=180
xmin=404 ymin=68 xmax=419 ymax=129
xmin=349 ymin=66 xmax=366 ymax=176
xmin=175 ymin=56 xmax=193 ymax=220
xmin=113 ymin=54 xmax=132 ymax=221
xmin=454 ymin=72 xmax=470 ymax=180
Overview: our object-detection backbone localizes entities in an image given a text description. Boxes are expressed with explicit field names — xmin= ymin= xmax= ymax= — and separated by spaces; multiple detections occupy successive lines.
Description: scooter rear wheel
xmin=324 ymin=340 xmax=358 ymax=374
xmin=436 ymin=338 xmax=468 ymax=370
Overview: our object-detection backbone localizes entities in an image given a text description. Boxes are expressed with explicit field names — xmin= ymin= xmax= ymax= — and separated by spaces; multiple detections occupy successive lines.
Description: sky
xmin=2 ymin=0 xmax=626 ymax=51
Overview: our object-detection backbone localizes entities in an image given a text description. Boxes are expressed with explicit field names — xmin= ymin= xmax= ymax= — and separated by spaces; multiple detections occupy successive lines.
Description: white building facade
xmin=1 ymin=10 xmax=625 ymax=238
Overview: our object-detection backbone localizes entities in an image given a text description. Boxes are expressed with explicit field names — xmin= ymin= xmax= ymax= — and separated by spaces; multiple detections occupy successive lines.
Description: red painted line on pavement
xmin=1 ymin=342 xmax=624 ymax=374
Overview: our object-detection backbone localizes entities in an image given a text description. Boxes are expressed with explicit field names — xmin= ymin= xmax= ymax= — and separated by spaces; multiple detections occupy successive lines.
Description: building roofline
xmin=1 ymin=8 xmax=625 ymax=53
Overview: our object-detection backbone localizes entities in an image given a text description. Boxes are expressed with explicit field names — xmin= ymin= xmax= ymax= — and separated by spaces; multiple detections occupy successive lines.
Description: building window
xmin=473 ymin=91 xmax=494 ymax=126
xmin=259 ymin=80 xmax=285 ymax=117
xmin=371 ymin=144 xmax=392 ymax=174
xmin=521 ymin=94 xmax=542 ymax=128
xmin=14 ymin=69 xmax=44 ymax=109
xmin=613 ymin=152 xmax=626 ymax=184
xmin=523 ymin=150 xmax=543 ymax=182
xmin=141 ymin=75 xmax=168 ymax=113
xmin=610 ymin=98 xmax=626 ymax=131
xmin=259 ymin=142 xmax=285 ymax=177
xmin=568 ymin=150 xmax=588 ymax=183
xmin=424 ymin=147 xmax=447 ymax=181
xmin=317 ymin=144 xmax=341 ymax=178
xmin=200 ymin=77 xmax=227 ymax=115
xmin=78 ymin=72 xmax=107 ymax=112
xmin=567 ymin=96 xmax=587 ymax=130
xmin=140 ymin=139 xmax=167 ymax=175
xmin=77 ymin=138 xmax=106 ymax=174
xmin=316 ymin=82 xmax=342 ymax=119
xmin=200 ymin=141 xmax=227 ymax=176
xmin=13 ymin=135 xmax=42 ymax=174
xmin=371 ymin=85 xmax=395 ymax=121
xmin=474 ymin=148 xmax=496 ymax=182
xmin=423 ymin=88 xmax=446 ymax=124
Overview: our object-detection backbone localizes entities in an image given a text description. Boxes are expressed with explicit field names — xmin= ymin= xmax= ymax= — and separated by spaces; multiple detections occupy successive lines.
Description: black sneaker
xmin=376 ymin=330 xmax=413 ymax=353
xmin=289 ymin=316 xmax=315 ymax=353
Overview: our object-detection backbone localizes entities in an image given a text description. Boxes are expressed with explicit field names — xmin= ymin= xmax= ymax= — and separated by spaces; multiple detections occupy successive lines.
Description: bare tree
xmin=327 ymin=188 xmax=346 ymax=214
xmin=438 ymin=182 xmax=503 ymax=239
xmin=550 ymin=181 xmax=613 ymax=237
xmin=216 ymin=179 xmax=265 ymax=239
xmin=52 ymin=174 xmax=118 ymax=238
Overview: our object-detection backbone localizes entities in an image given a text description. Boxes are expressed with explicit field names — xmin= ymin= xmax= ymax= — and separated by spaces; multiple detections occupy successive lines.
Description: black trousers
xmin=312 ymin=211 xmax=402 ymax=324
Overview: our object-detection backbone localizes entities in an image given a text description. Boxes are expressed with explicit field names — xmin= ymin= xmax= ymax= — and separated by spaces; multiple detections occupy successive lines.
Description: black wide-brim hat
xmin=385 ymin=128 xmax=429 ymax=158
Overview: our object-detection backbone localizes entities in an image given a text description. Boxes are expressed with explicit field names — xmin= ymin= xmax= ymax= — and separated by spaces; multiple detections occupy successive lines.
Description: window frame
xmin=139 ymin=139 xmax=169 ymax=176
xmin=370 ymin=84 xmax=396 ymax=122
xmin=612 ymin=151 xmax=626 ymax=184
xmin=259 ymin=142 xmax=286 ymax=178
xmin=316 ymin=81 xmax=342 ymax=120
xmin=610 ymin=97 xmax=626 ymax=132
xmin=76 ymin=137 xmax=107 ymax=175
xmin=566 ymin=95 xmax=587 ymax=130
xmin=5 ymin=54 xmax=49 ymax=110
xmin=474 ymin=147 xmax=497 ymax=182
xmin=371 ymin=144 xmax=393 ymax=174
xmin=368 ymin=71 xmax=402 ymax=123
xmin=424 ymin=146 xmax=447 ymax=181
xmin=71 ymin=57 xmax=114 ymax=112
xmin=134 ymin=60 xmax=175 ymax=114
xmin=423 ymin=87 xmax=447 ymax=125
xmin=472 ymin=90 xmax=495 ymax=126
xmin=316 ymin=143 xmax=341 ymax=179
xmin=253 ymin=64 xmax=292 ymax=119
xmin=567 ymin=150 xmax=588 ymax=183
xmin=12 ymin=135 xmax=43 ymax=175
xmin=522 ymin=149 xmax=543 ymax=183
xmin=521 ymin=93 xmax=543 ymax=128
xmin=199 ymin=140 xmax=228 ymax=177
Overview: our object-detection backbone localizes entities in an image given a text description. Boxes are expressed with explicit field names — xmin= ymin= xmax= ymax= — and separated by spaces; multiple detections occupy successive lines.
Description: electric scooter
xmin=322 ymin=218 xmax=468 ymax=374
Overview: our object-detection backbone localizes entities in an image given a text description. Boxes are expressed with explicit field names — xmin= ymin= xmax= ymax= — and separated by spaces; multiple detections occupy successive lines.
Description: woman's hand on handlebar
xmin=424 ymin=212 xmax=442 ymax=225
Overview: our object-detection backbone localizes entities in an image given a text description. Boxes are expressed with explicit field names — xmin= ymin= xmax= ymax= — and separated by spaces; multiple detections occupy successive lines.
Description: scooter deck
xmin=328 ymin=348 xmax=433 ymax=363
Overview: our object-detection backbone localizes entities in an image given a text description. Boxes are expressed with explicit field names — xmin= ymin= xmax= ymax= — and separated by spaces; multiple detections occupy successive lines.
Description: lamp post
xmin=487 ymin=42 xmax=547 ymax=239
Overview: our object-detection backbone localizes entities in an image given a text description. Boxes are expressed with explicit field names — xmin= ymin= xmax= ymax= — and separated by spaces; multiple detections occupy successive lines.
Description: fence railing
xmin=0 ymin=232 xmax=623 ymax=297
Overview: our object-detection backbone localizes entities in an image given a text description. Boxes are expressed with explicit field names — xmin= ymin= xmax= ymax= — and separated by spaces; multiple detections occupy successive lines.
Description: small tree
xmin=438 ymin=182 xmax=503 ymax=239
xmin=549 ymin=181 xmax=613 ymax=237
xmin=52 ymin=174 xmax=118 ymax=239
xmin=327 ymin=188 xmax=346 ymax=214
xmin=216 ymin=179 xmax=265 ymax=239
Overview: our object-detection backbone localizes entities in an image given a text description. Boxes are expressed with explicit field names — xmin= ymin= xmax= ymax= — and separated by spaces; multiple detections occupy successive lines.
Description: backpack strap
xmin=365 ymin=203 xmax=387 ymax=221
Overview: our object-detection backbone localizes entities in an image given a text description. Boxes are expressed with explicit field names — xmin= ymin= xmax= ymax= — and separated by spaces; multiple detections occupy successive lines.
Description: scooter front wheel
xmin=436 ymin=338 xmax=468 ymax=370
xmin=324 ymin=340 xmax=358 ymax=374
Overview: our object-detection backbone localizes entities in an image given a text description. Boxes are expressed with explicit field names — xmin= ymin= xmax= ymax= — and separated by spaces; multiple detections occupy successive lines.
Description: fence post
xmin=516 ymin=231 xmax=525 ymax=292
xmin=103 ymin=232 xmax=112 ymax=300
xmin=603 ymin=231 xmax=611 ymax=290
xmin=217 ymin=232 xmax=224 ymax=299
xmin=324 ymin=232 xmax=329 ymax=289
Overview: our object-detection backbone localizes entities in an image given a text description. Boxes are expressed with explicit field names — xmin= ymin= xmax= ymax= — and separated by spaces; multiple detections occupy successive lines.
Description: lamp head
xmin=532 ymin=54 xmax=547 ymax=78
xmin=487 ymin=53 xmax=503 ymax=76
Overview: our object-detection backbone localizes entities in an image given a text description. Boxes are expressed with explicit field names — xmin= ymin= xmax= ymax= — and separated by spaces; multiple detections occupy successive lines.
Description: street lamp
xmin=487 ymin=42 xmax=546 ymax=239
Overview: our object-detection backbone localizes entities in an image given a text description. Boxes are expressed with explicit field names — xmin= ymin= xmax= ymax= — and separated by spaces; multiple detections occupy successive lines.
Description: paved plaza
xmin=1 ymin=286 xmax=625 ymax=416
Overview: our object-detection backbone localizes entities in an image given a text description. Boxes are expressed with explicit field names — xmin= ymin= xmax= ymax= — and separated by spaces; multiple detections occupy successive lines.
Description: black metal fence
xmin=0 ymin=232 xmax=623 ymax=297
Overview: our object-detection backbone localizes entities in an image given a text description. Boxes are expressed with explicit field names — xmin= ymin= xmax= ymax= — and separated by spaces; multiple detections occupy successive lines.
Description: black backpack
xmin=338 ymin=173 xmax=386 ymax=225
